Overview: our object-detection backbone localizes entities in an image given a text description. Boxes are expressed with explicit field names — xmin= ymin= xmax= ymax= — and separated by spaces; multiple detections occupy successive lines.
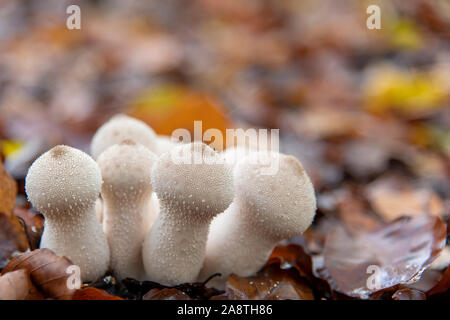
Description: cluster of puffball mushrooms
xmin=25 ymin=114 xmax=316 ymax=289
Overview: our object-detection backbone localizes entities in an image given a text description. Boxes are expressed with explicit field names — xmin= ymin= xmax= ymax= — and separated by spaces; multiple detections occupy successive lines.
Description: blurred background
xmin=0 ymin=0 xmax=449 ymax=298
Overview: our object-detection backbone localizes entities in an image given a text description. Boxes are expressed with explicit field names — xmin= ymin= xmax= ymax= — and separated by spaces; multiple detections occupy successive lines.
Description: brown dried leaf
xmin=73 ymin=287 xmax=123 ymax=300
xmin=2 ymin=248 xmax=76 ymax=300
xmin=268 ymin=244 xmax=314 ymax=280
xmin=13 ymin=208 xmax=44 ymax=251
xmin=0 ymin=161 xmax=17 ymax=216
xmin=268 ymin=243 xmax=334 ymax=299
xmin=0 ymin=162 xmax=28 ymax=267
xmin=392 ymin=288 xmax=426 ymax=300
xmin=143 ymin=288 xmax=192 ymax=300
xmin=225 ymin=264 xmax=314 ymax=300
xmin=324 ymin=215 xmax=447 ymax=299
xmin=366 ymin=175 xmax=444 ymax=221
xmin=0 ymin=269 xmax=43 ymax=300
xmin=0 ymin=214 xmax=26 ymax=269
xmin=427 ymin=266 xmax=450 ymax=298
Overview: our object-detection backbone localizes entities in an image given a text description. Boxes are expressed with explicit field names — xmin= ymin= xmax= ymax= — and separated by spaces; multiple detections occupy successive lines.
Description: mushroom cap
xmin=157 ymin=135 xmax=180 ymax=155
xmin=223 ymin=146 xmax=256 ymax=167
xmin=151 ymin=142 xmax=234 ymax=220
xmin=234 ymin=152 xmax=316 ymax=240
xmin=25 ymin=145 xmax=102 ymax=216
xmin=97 ymin=140 xmax=157 ymax=203
xmin=91 ymin=114 xmax=158 ymax=159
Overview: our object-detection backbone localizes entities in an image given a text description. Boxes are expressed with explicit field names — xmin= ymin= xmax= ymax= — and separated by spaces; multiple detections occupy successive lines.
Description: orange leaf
xmin=73 ymin=287 xmax=123 ymax=300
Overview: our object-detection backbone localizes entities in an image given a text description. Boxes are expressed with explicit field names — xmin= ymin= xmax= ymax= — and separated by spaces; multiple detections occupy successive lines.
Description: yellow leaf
xmin=364 ymin=65 xmax=447 ymax=116
xmin=1 ymin=140 xmax=24 ymax=158
xmin=387 ymin=18 xmax=422 ymax=51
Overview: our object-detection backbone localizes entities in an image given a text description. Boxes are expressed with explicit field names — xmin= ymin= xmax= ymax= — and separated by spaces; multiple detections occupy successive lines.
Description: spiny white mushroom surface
xmin=98 ymin=140 xmax=158 ymax=280
xmin=25 ymin=145 xmax=110 ymax=282
xmin=90 ymin=114 xmax=159 ymax=159
xmin=142 ymin=142 xmax=234 ymax=286
xmin=199 ymin=152 xmax=316 ymax=289
xmin=157 ymin=134 xmax=180 ymax=155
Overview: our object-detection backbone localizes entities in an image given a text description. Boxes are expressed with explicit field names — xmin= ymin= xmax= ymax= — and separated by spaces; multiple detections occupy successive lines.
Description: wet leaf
xmin=2 ymin=248 xmax=76 ymax=300
xmin=143 ymin=288 xmax=191 ymax=300
xmin=392 ymin=288 xmax=426 ymax=300
xmin=323 ymin=215 xmax=447 ymax=299
xmin=268 ymin=244 xmax=314 ymax=280
xmin=225 ymin=264 xmax=314 ymax=300
xmin=268 ymin=242 xmax=334 ymax=299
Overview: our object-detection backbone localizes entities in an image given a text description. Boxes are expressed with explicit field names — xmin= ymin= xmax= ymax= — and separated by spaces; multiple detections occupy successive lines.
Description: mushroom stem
xmin=98 ymin=140 xmax=157 ymax=280
xmin=199 ymin=201 xmax=276 ymax=286
xmin=102 ymin=199 xmax=156 ymax=280
xmin=143 ymin=210 xmax=211 ymax=284
xmin=142 ymin=142 xmax=234 ymax=286
xmin=199 ymin=152 xmax=316 ymax=289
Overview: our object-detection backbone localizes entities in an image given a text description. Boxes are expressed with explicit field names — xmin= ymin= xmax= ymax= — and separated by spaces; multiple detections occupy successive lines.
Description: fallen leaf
xmin=392 ymin=288 xmax=426 ymax=300
xmin=128 ymin=84 xmax=232 ymax=150
xmin=0 ymin=214 xmax=26 ymax=269
xmin=387 ymin=18 xmax=422 ymax=51
xmin=0 ymin=161 xmax=28 ymax=267
xmin=363 ymin=64 xmax=446 ymax=117
xmin=2 ymin=248 xmax=76 ymax=300
xmin=268 ymin=244 xmax=314 ymax=280
xmin=13 ymin=208 xmax=44 ymax=251
xmin=323 ymin=215 xmax=447 ymax=299
xmin=427 ymin=266 xmax=450 ymax=298
xmin=0 ymin=269 xmax=43 ymax=300
xmin=143 ymin=288 xmax=191 ymax=300
xmin=430 ymin=246 xmax=450 ymax=270
xmin=116 ymin=276 xmax=223 ymax=300
xmin=0 ymin=161 xmax=17 ymax=216
xmin=73 ymin=287 xmax=123 ymax=300
xmin=342 ymin=139 xmax=390 ymax=178
xmin=366 ymin=175 xmax=444 ymax=221
xmin=225 ymin=264 xmax=314 ymax=300
xmin=268 ymin=242 xmax=334 ymax=299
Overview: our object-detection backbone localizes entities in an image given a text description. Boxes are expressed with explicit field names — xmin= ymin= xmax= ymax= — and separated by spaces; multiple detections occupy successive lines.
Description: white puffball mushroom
xmin=98 ymin=140 xmax=158 ymax=280
xmin=157 ymin=134 xmax=180 ymax=154
xmin=91 ymin=114 xmax=158 ymax=159
xmin=223 ymin=139 xmax=277 ymax=168
xmin=142 ymin=142 xmax=234 ymax=286
xmin=95 ymin=197 xmax=103 ymax=223
xmin=222 ymin=146 xmax=256 ymax=167
xmin=25 ymin=145 xmax=110 ymax=282
xmin=199 ymin=152 xmax=316 ymax=289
